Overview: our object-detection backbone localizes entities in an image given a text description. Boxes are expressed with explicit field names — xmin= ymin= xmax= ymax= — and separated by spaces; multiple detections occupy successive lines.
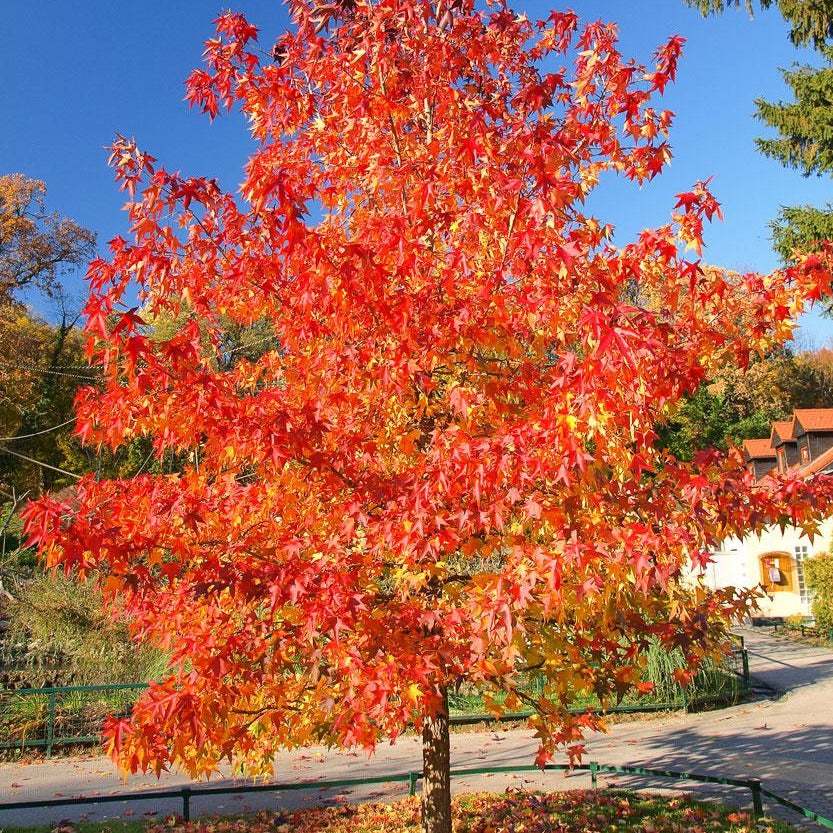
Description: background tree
xmin=797 ymin=345 xmax=833 ymax=398
xmin=659 ymin=346 xmax=833 ymax=460
xmin=757 ymin=55 xmax=833 ymax=274
xmin=684 ymin=0 xmax=833 ymax=291
xmin=0 ymin=174 xmax=97 ymax=492
xmin=23 ymin=3 xmax=833 ymax=833
xmin=683 ymin=0 xmax=833 ymax=48
xmin=0 ymin=174 xmax=95 ymax=303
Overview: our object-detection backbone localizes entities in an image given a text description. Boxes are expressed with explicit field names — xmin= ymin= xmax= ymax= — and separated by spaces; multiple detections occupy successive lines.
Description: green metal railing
xmin=772 ymin=621 xmax=833 ymax=641
xmin=0 ymin=683 xmax=145 ymax=756
xmin=0 ymin=760 xmax=830 ymax=829
xmin=449 ymin=637 xmax=750 ymax=723
xmin=1 ymin=640 xmax=751 ymax=756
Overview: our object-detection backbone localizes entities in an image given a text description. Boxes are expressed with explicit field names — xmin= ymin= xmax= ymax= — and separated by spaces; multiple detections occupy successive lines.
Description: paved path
xmin=2 ymin=627 xmax=833 ymax=828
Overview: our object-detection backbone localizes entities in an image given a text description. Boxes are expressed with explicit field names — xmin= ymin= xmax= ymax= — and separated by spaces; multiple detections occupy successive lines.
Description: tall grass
xmin=642 ymin=638 xmax=741 ymax=707
xmin=4 ymin=571 xmax=167 ymax=686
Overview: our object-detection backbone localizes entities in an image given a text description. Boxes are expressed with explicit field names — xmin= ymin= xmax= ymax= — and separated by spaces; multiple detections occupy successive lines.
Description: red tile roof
xmin=743 ymin=438 xmax=776 ymax=460
xmin=770 ymin=420 xmax=795 ymax=445
xmin=793 ymin=408 xmax=833 ymax=434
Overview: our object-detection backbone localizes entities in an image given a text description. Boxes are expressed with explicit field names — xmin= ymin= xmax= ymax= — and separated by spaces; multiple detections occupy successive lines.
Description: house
xmin=742 ymin=438 xmax=775 ymax=480
xmin=769 ymin=419 xmax=798 ymax=472
xmin=705 ymin=409 xmax=833 ymax=620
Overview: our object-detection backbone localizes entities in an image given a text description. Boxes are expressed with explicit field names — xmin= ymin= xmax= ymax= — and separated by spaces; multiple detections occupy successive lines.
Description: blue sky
xmin=2 ymin=0 xmax=832 ymax=345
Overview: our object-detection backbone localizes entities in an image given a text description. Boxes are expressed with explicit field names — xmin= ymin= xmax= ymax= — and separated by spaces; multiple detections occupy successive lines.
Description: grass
xmin=772 ymin=624 xmax=833 ymax=649
xmin=0 ymin=791 xmax=803 ymax=833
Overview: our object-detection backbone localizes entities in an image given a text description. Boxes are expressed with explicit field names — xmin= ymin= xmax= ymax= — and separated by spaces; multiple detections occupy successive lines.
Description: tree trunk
xmin=421 ymin=686 xmax=452 ymax=833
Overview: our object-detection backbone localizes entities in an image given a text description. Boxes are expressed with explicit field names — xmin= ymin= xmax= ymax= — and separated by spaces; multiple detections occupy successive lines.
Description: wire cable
xmin=0 ymin=418 xmax=76 ymax=442
xmin=0 ymin=357 xmax=100 ymax=380
xmin=0 ymin=446 xmax=81 ymax=480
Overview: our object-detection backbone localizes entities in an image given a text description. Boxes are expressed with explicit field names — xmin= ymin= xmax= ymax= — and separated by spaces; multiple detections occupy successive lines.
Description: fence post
xmin=590 ymin=761 xmax=598 ymax=789
xmin=741 ymin=649 xmax=750 ymax=688
xmin=182 ymin=786 xmax=191 ymax=821
xmin=46 ymin=690 xmax=56 ymax=758
xmin=749 ymin=779 xmax=763 ymax=819
xmin=408 ymin=771 xmax=418 ymax=796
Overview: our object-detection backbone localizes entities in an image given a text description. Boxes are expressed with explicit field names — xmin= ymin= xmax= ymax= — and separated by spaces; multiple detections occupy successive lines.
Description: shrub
xmin=804 ymin=552 xmax=833 ymax=632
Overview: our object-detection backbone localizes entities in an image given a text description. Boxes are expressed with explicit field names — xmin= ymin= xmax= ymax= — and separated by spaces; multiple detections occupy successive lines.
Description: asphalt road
xmin=2 ymin=626 xmax=833 ymax=828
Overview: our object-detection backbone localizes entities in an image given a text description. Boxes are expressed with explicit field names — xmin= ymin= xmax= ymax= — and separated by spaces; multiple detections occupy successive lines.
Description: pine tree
xmin=685 ymin=0 xmax=833 ymax=300
xmin=684 ymin=0 xmax=833 ymax=48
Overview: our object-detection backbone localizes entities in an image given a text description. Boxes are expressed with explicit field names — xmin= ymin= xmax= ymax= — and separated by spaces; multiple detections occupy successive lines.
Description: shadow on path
xmin=738 ymin=628 xmax=833 ymax=693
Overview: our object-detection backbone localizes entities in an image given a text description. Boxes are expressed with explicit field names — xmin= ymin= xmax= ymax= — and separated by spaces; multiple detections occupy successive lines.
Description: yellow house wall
xmin=705 ymin=517 xmax=833 ymax=619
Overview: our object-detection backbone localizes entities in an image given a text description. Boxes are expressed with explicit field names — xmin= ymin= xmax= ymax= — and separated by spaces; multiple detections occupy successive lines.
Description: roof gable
xmin=794 ymin=408 xmax=833 ymax=436
xmin=770 ymin=420 xmax=795 ymax=446
xmin=742 ymin=438 xmax=776 ymax=460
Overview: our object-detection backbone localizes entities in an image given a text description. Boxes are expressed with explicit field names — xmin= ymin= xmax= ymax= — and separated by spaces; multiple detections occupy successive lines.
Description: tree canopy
xmin=0 ymin=174 xmax=95 ymax=304
xmin=22 ymin=3 xmax=833 ymax=832
xmin=0 ymin=175 xmax=98 ymax=495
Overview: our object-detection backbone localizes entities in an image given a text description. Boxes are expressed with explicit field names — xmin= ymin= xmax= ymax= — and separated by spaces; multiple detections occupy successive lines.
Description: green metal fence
xmin=450 ymin=636 xmax=750 ymax=721
xmin=0 ymin=683 xmax=146 ymax=756
xmin=773 ymin=621 xmax=833 ymax=642
xmin=0 ymin=640 xmax=750 ymax=756
xmin=0 ymin=760 xmax=830 ymax=829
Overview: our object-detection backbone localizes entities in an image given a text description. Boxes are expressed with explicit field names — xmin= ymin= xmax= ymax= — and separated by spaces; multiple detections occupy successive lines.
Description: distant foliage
xmin=0 ymin=174 xmax=95 ymax=303
xmin=0 ymin=174 xmax=98 ymax=493
xmin=658 ymin=348 xmax=832 ymax=460
xmin=0 ymin=307 xmax=91 ymax=494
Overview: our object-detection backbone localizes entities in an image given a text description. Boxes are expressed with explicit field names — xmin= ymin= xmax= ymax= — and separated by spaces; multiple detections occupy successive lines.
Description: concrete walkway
xmin=2 ymin=627 xmax=833 ymax=828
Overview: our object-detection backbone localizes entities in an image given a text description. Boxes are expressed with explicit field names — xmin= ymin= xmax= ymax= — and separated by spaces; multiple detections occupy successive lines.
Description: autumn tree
xmin=23 ymin=3 xmax=833 ymax=832
xmin=0 ymin=174 xmax=95 ymax=304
